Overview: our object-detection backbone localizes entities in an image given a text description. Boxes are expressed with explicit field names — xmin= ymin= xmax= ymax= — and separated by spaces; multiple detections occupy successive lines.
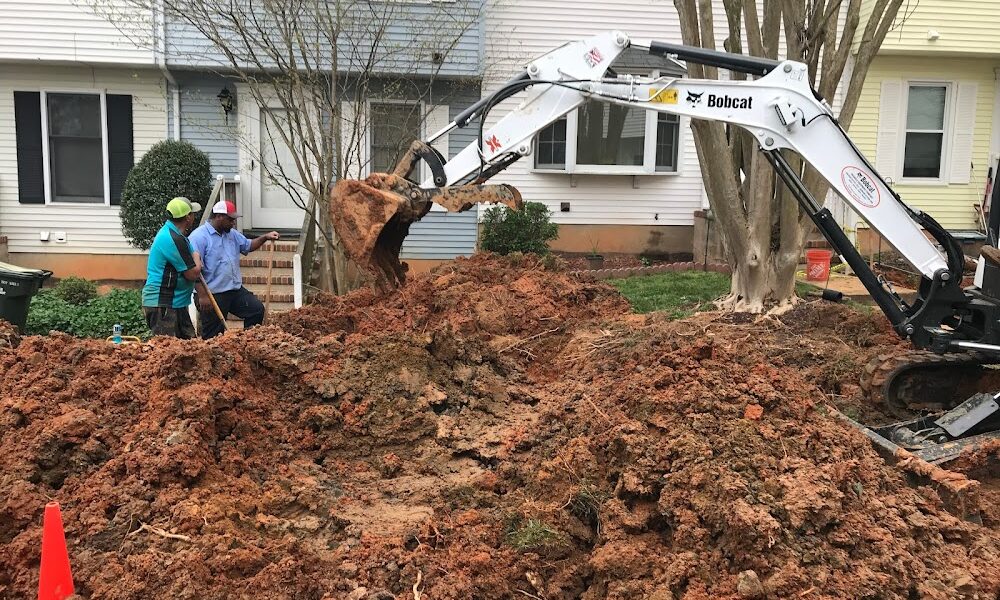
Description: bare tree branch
xmin=88 ymin=0 xmax=485 ymax=292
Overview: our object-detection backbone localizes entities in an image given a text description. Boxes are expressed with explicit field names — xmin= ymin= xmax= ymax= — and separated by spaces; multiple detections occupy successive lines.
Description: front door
xmin=244 ymin=101 xmax=304 ymax=230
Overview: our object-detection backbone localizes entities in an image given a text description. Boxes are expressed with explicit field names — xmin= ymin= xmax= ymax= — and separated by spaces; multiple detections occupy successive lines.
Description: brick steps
xmin=241 ymin=258 xmax=294 ymax=269
xmin=234 ymin=241 xmax=300 ymax=316
xmin=264 ymin=242 xmax=300 ymax=253
xmin=243 ymin=274 xmax=294 ymax=286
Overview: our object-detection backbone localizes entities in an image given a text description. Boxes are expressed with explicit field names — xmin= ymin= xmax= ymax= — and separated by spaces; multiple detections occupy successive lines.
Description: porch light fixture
xmin=217 ymin=87 xmax=234 ymax=121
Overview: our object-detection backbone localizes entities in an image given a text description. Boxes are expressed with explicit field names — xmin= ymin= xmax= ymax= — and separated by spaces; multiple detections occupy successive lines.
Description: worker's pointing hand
xmin=265 ymin=231 xmax=281 ymax=241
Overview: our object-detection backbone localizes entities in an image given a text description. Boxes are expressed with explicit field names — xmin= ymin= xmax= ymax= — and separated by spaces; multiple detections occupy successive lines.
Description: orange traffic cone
xmin=38 ymin=502 xmax=74 ymax=600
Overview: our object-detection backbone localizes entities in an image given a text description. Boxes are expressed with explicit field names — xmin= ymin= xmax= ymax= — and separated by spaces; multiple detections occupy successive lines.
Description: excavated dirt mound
xmin=1 ymin=255 xmax=998 ymax=599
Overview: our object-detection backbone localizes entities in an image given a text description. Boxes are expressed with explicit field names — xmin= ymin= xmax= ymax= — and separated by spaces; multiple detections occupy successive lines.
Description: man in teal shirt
xmin=141 ymin=197 xmax=203 ymax=339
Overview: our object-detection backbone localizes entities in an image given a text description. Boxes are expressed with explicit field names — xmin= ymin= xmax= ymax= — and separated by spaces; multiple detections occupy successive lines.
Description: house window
xmin=13 ymin=90 xmax=132 ymax=206
xmin=533 ymin=101 xmax=681 ymax=174
xmin=370 ymin=102 xmax=421 ymax=173
xmin=535 ymin=118 xmax=566 ymax=169
xmin=655 ymin=113 xmax=680 ymax=171
xmin=902 ymin=84 xmax=948 ymax=179
xmin=577 ymin=102 xmax=644 ymax=166
xmin=47 ymin=93 xmax=105 ymax=203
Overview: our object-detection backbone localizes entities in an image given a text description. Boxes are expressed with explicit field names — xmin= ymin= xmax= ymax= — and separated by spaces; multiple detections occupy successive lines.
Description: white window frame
xmin=39 ymin=89 xmax=111 ymax=206
xmin=366 ymin=98 xmax=425 ymax=176
xmin=897 ymin=81 xmax=955 ymax=185
xmin=531 ymin=70 xmax=683 ymax=176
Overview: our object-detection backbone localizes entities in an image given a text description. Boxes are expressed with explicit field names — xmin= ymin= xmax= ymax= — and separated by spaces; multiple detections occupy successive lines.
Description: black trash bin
xmin=0 ymin=262 xmax=53 ymax=332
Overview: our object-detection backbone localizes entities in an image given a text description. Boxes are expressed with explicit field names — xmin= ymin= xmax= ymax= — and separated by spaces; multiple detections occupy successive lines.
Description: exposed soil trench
xmin=1 ymin=255 xmax=998 ymax=599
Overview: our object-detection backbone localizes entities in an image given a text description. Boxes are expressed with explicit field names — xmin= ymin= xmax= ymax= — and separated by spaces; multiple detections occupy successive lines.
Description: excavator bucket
xmin=330 ymin=167 xmax=521 ymax=289
xmin=828 ymin=405 xmax=986 ymax=522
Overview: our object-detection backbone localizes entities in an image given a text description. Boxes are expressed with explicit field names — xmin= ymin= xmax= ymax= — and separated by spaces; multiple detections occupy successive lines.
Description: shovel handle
xmin=199 ymin=275 xmax=227 ymax=329
xmin=265 ymin=240 xmax=275 ymax=314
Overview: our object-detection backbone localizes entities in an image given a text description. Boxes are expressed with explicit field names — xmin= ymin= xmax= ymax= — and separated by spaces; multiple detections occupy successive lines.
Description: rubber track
xmin=860 ymin=350 xmax=1000 ymax=418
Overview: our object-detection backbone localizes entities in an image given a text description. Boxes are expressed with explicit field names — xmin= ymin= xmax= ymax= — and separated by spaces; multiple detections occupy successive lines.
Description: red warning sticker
xmin=841 ymin=166 xmax=881 ymax=209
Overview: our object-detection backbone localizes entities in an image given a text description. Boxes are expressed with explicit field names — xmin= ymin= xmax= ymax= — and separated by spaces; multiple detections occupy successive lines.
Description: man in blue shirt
xmin=142 ymin=197 xmax=202 ymax=339
xmin=189 ymin=200 xmax=280 ymax=338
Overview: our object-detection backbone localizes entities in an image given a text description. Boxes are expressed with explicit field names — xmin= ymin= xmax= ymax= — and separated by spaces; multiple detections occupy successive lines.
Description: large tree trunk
xmin=724 ymin=243 xmax=801 ymax=312
xmin=675 ymin=0 xmax=902 ymax=313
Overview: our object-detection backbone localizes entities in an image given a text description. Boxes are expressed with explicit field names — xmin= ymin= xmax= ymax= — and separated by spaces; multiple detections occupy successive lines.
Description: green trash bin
xmin=0 ymin=262 xmax=53 ymax=332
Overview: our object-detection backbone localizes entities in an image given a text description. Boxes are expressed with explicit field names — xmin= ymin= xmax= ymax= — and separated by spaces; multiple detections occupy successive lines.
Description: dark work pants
xmin=143 ymin=306 xmax=196 ymax=340
xmin=198 ymin=286 xmax=265 ymax=339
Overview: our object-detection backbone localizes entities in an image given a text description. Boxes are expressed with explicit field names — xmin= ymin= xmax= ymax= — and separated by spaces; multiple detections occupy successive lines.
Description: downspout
xmin=155 ymin=0 xmax=180 ymax=140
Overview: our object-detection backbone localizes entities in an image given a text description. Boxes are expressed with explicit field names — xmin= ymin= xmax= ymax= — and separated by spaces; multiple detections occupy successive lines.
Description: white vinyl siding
xmin=0 ymin=65 xmax=167 ymax=254
xmin=0 ymin=0 xmax=154 ymax=65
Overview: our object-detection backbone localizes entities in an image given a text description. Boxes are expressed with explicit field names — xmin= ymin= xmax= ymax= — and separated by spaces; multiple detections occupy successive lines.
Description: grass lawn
xmin=609 ymin=271 xmax=858 ymax=318
xmin=609 ymin=270 xmax=731 ymax=317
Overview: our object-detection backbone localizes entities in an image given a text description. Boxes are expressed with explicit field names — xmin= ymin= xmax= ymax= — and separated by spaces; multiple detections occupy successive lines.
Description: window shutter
xmin=875 ymin=79 xmax=902 ymax=182
xmin=106 ymin=94 xmax=134 ymax=205
xmin=13 ymin=92 xmax=44 ymax=204
xmin=948 ymin=82 xmax=977 ymax=184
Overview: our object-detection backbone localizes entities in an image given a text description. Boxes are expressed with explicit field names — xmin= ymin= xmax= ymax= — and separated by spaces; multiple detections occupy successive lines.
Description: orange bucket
xmin=805 ymin=249 xmax=833 ymax=282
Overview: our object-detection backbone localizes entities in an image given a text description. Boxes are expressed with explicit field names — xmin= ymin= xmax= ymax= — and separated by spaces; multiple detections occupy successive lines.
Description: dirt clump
xmin=1 ymin=255 xmax=998 ymax=599
xmin=328 ymin=174 xmax=425 ymax=288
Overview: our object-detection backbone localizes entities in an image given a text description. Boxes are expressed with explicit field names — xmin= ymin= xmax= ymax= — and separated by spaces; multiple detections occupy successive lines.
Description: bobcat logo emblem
xmin=686 ymin=91 xmax=704 ymax=107
xmin=584 ymin=47 xmax=604 ymax=68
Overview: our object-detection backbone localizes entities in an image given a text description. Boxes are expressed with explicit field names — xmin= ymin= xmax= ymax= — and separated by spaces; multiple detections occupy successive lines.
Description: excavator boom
xmin=330 ymin=31 xmax=1000 ymax=461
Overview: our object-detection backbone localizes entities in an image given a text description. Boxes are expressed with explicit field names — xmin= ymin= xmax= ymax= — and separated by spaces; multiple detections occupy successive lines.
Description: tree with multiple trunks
xmin=673 ymin=0 xmax=908 ymax=312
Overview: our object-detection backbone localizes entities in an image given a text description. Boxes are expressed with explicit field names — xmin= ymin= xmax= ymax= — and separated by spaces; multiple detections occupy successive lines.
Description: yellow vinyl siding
xmin=858 ymin=0 xmax=1000 ymax=57
xmin=848 ymin=56 xmax=996 ymax=230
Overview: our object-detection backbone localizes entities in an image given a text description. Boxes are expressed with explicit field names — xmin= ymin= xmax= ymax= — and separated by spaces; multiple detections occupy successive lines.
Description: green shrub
xmin=25 ymin=292 xmax=73 ymax=335
xmin=53 ymin=276 xmax=98 ymax=305
xmin=480 ymin=201 xmax=559 ymax=256
xmin=120 ymin=140 xmax=212 ymax=250
xmin=27 ymin=289 xmax=149 ymax=339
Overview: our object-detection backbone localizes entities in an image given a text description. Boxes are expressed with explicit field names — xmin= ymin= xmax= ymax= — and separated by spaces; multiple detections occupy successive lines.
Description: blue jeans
xmin=197 ymin=286 xmax=264 ymax=339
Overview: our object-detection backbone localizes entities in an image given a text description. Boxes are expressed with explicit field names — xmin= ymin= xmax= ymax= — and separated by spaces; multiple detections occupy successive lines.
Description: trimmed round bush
xmin=480 ymin=201 xmax=559 ymax=256
xmin=120 ymin=140 xmax=212 ymax=249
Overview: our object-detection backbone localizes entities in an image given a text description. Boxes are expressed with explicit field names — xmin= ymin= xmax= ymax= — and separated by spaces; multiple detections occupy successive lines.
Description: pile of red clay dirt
xmin=1 ymin=254 xmax=998 ymax=599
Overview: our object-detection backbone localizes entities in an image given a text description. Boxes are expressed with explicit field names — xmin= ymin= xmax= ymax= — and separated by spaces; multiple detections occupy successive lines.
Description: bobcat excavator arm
xmin=334 ymin=31 xmax=976 ymax=351
xmin=331 ymin=29 xmax=1000 ymax=472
